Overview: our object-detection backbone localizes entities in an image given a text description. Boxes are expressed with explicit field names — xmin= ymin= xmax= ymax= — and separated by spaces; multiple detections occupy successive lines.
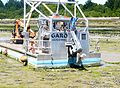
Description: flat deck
xmin=0 ymin=42 xmax=102 ymax=67
xmin=0 ymin=43 xmax=24 ymax=53
xmin=0 ymin=43 xmax=50 ymax=57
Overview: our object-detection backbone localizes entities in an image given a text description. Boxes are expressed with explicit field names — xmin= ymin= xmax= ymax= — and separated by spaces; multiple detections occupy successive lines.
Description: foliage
xmin=0 ymin=0 xmax=120 ymax=19
xmin=0 ymin=0 xmax=4 ymax=7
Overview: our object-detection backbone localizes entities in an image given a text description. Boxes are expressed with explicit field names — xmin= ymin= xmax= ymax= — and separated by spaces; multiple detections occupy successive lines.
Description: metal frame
xmin=24 ymin=0 xmax=88 ymax=32
xmin=22 ymin=0 xmax=100 ymax=68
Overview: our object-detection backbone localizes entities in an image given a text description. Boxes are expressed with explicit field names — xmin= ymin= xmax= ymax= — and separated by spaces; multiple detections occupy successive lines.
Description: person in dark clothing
xmin=77 ymin=53 xmax=86 ymax=68
xmin=68 ymin=46 xmax=77 ymax=66
xmin=68 ymin=46 xmax=87 ymax=70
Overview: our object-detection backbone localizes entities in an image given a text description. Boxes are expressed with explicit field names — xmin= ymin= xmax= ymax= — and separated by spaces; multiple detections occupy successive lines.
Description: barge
xmin=0 ymin=0 xmax=101 ymax=68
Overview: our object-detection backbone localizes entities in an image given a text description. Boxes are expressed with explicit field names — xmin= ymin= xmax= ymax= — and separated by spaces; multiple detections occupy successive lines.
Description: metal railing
xmin=25 ymin=39 xmax=51 ymax=54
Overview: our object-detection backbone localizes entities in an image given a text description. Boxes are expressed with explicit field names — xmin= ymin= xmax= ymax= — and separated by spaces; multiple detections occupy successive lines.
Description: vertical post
xmin=24 ymin=0 xmax=26 ymax=32
xmin=49 ymin=19 xmax=52 ymax=55
xmin=49 ymin=19 xmax=52 ymax=32
xmin=56 ymin=0 xmax=60 ymax=14
xmin=24 ymin=0 xmax=28 ymax=56
xmin=74 ymin=3 xmax=76 ymax=17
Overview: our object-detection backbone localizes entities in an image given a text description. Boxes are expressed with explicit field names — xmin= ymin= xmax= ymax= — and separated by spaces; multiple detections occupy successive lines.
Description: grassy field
xmin=0 ymin=32 xmax=120 ymax=88
xmin=0 ymin=24 xmax=38 ymax=32
xmin=90 ymin=38 xmax=120 ymax=53
xmin=0 ymin=32 xmax=11 ymax=37
xmin=0 ymin=56 xmax=120 ymax=88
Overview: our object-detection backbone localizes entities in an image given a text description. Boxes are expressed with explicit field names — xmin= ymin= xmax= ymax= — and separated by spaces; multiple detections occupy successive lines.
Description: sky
xmin=1 ymin=0 xmax=107 ymax=5
xmin=79 ymin=0 xmax=107 ymax=4
xmin=1 ymin=0 xmax=8 ymax=5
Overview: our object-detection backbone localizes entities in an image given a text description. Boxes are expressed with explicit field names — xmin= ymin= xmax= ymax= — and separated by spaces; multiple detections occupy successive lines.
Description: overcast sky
xmin=1 ymin=0 xmax=107 ymax=5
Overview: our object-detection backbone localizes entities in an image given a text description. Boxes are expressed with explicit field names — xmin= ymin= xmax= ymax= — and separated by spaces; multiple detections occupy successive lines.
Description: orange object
xmin=13 ymin=19 xmax=36 ymax=39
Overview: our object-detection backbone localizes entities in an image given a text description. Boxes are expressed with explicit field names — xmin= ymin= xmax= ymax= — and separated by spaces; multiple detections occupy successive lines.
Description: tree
xmin=105 ymin=0 xmax=114 ymax=10
xmin=0 ymin=0 xmax=4 ymax=8
xmin=0 ymin=0 xmax=120 ymax=18
xmin=20 ymin=0 xmax=24 ymax=8
xmin=83 ymin=0 xmax=94 ymax=10
xmin=114 ymin=0 xmax=120 ymax=10
xmin=5 ymin=0 xmax=21 ymax=10
xmin=0 ymin=13 xmax=6 ymax=19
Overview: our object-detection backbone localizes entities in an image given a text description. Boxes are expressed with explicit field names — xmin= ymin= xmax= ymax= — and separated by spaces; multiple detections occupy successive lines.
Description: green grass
xmin=0 ymin=23 xmax=120 ymax=87
xmin=89 ymin=30 xmax=120 ymax=35
xmin=0 ymin=56 xmax=120 ymax=88
xmin=90 ymin=38 xmax=120 ymax=53
xmin=0 ymin=36 xmax=120 ymax=88
xmin=0 ymin=32 xmax=11 ymax=37
xmin=0 ymin=24 xmax=38 ymax=32
xmin=88 ymin=20 xmax=120 ymax=27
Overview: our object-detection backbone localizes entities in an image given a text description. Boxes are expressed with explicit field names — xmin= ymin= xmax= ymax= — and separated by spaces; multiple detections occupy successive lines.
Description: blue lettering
xmin=51 ymin=33 xmax=55 ymax=38
xmin=51 ymin=32 xmax=68 ymax=40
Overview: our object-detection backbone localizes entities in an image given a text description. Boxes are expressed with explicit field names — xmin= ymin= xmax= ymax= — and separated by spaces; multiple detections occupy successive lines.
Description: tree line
xmin=0 ymin=0 xmax=120 ymax=19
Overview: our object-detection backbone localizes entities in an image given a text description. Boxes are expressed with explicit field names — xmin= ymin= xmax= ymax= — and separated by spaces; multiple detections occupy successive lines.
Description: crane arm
xmin=15 ymin=19 xmax=36 ymax=38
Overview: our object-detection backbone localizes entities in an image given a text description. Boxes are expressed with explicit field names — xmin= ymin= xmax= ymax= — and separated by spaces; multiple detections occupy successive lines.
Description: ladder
xmin=65 ymin=31 xmax=82 ymax=53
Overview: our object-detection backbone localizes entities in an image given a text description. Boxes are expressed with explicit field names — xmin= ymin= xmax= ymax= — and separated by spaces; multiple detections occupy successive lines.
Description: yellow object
xmin=12 ymin=19 xmax=36 ymax=42
xmin=19 ymin=55 xmax=28 ymax=66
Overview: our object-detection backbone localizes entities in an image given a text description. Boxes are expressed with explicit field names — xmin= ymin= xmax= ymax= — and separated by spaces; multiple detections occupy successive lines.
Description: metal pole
xmin=24 ymin=0 xmax=29 ymax=56
xmin=61 ymin=3 xmax=74 ymax=17
xmin=76 ymin=3 xmax=88 ymax=31
xmin=26 ymin=2 xmax=41 ymax=28
xmin=42 ymin=3 xmax=54 ymax=15
xmin=24 ymin=0 xmax=26 ymax=32
xmin=74 ymin=3 xmax=76 ymax=17
xmin=26 ymin=2 xmax=49 ymax=20
xmin=56 ymin=0 xmax=60 ymax=14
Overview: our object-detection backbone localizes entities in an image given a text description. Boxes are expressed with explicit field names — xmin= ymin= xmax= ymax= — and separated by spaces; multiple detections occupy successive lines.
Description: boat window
xmin=53 ymin=21 xmax=68 ymax=31
xmin=81 ymin=34 xmax=86 ymax=40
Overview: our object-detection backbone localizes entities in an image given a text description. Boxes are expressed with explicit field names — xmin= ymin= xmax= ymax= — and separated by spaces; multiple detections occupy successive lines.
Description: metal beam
xmin=26 ymin=2 xmax=49 ymax=19
xmin=26 ymin=2 xmax=41 ymax=28
xmin=24 ymin=0 xmax=26 ymax=32
xmin=27 ymin=0 xmax=76 ymax=4
xmin=61 ymin=3 xmax=74 ymax=17
xmin=74 ymin=3 xmax=76 ymax=17
xmin=76 ymin=3 xmax=88 ymax=31
xmin=42 ymin=3 xmax=54 ymax=15
xmin=56 ymin=0 xmax=60 ymax=14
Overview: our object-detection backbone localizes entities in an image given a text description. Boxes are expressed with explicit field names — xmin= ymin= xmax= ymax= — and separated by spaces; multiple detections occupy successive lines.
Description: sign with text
xmin=51 ymin=32 xmax=68 ymax=41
